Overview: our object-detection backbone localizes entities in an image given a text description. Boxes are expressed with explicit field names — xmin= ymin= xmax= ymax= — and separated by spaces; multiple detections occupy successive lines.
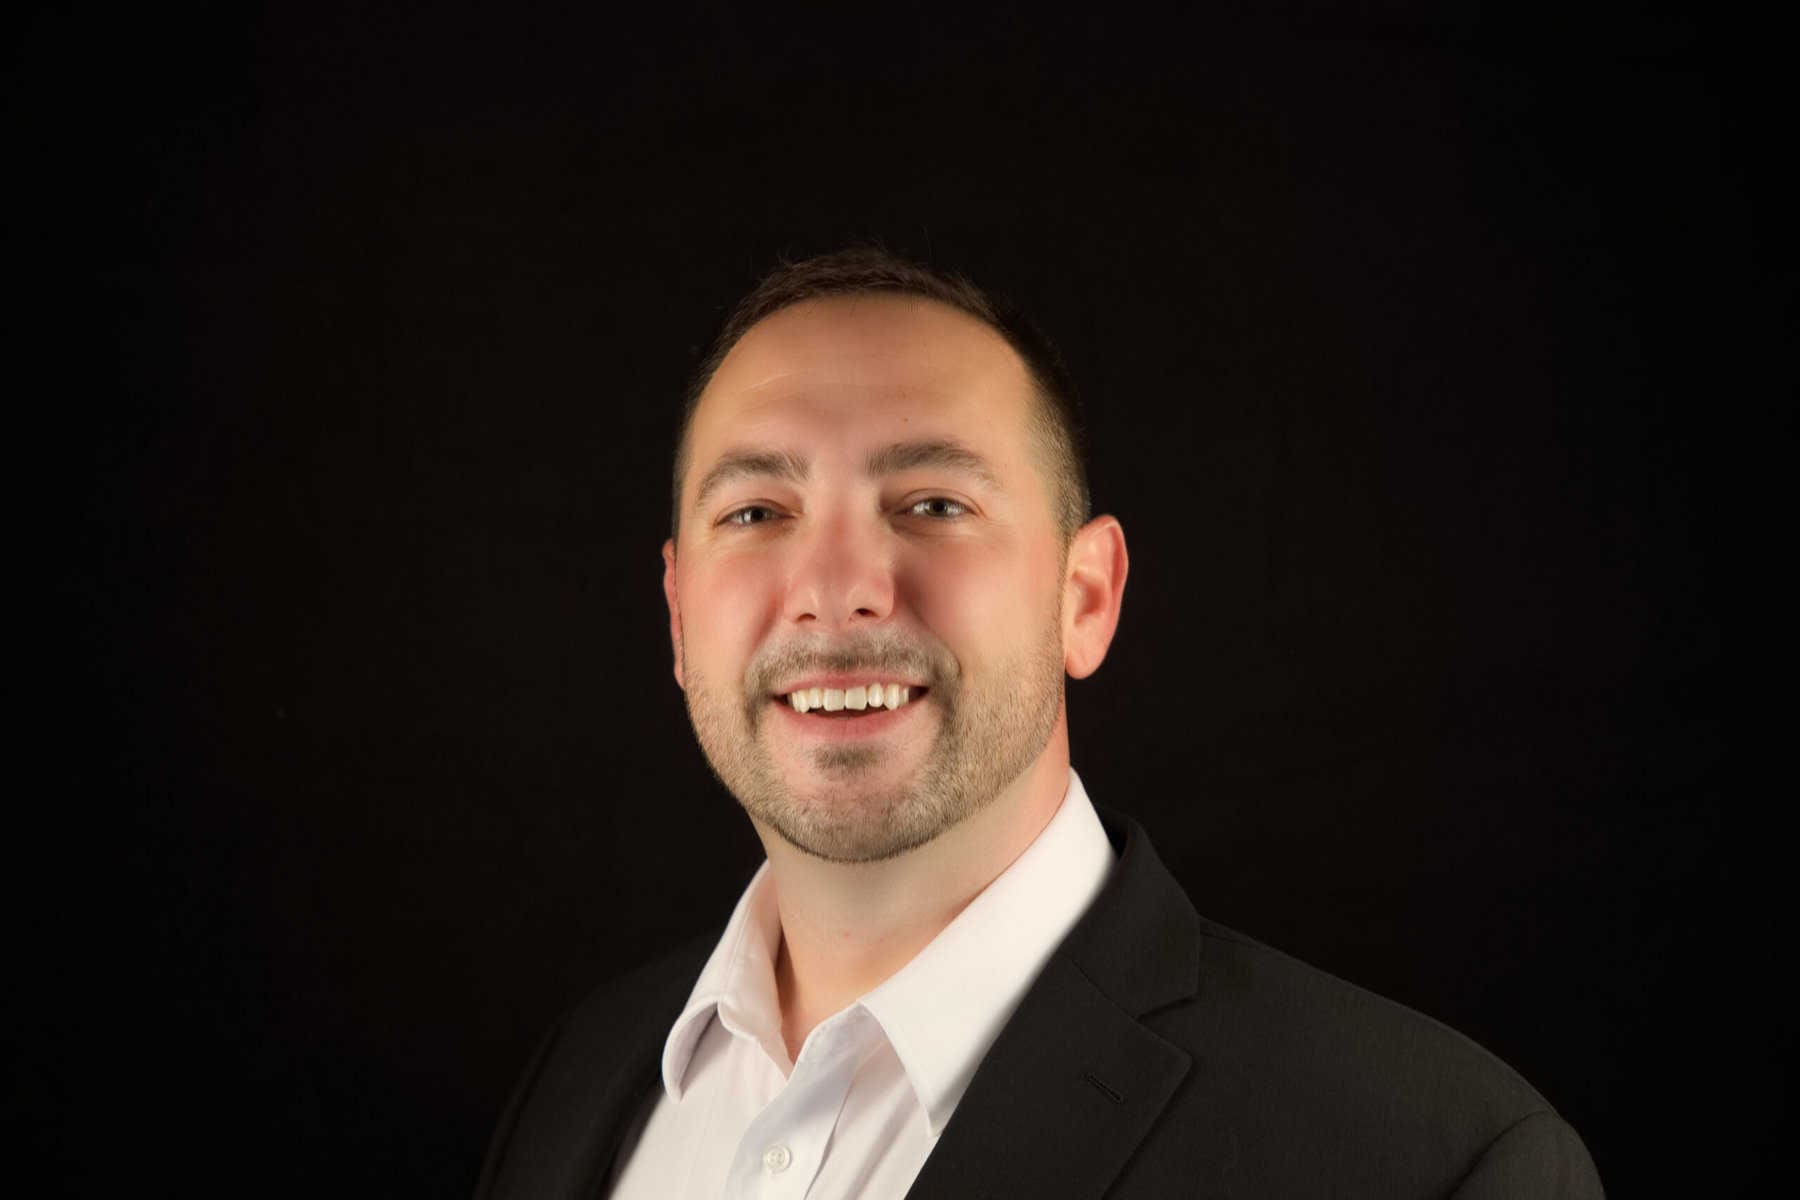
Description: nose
xmin=783 ymin=511 xmax=895 ymax=630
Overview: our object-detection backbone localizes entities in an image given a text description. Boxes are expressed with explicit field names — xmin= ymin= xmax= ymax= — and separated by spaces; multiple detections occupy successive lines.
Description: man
xmin=476 ymin=248 xmax=1603 ymax=1198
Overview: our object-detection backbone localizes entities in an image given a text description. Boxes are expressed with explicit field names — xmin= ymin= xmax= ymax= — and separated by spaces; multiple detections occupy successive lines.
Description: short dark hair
xmin=672 ymin=246 xmax=1091 ymax=543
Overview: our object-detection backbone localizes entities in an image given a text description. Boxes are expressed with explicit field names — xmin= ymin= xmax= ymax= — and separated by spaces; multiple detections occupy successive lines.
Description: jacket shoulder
xmin=1191 ymin=915 xmax=1552 ymax=1112
xmin=1121 ymin=915 xmax=1598 ymax=1196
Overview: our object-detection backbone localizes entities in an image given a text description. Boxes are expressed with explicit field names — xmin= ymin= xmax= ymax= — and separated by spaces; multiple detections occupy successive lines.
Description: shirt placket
xmin=722 ymin=1007 xmax=876 ymax=1200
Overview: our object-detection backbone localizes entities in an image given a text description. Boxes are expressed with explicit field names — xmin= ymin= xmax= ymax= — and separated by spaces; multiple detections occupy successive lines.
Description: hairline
xmin=672 ymin=294 xmax=1084 ymax=547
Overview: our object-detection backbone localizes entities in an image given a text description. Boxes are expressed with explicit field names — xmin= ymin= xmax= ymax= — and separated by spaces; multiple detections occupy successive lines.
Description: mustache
xmin=746 ymin=629 xmax=956 ymax=695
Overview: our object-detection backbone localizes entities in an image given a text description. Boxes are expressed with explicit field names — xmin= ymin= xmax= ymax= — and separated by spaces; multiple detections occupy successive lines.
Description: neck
xmin=754 ymin=716 xmax=1072 ymax=1064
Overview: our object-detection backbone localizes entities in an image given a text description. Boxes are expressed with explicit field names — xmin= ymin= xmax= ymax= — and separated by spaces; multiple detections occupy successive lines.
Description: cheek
xmin=903 ymin=544 xmax=1053 ymax=658
xmin=679 ymin=555 xmax=780 ymax=664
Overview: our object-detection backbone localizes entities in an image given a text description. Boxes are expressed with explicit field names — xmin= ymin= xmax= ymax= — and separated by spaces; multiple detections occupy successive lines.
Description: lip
xmin=766 ymin=691 xmax=929 ymax=741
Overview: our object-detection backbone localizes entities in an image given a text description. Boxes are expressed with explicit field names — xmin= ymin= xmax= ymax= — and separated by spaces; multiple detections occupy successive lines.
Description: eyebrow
xmin=863 ymin=439 xmax=1001 ymax=488
xmin=692 ymin=448 xmax=811 ymax=513
xmin=690 ymin=438 xmax=1002 ymax=514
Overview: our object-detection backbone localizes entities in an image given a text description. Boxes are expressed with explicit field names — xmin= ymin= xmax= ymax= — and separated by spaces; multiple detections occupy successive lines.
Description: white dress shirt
xmin=608 ymin=769 xmax=1117 ymax=1199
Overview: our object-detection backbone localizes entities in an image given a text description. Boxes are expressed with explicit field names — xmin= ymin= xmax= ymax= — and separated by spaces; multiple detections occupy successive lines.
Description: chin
xmin=768 ymin=808 xmax=954 ymax=864
xmin=745 ymin=772 xmax=960 ymax=864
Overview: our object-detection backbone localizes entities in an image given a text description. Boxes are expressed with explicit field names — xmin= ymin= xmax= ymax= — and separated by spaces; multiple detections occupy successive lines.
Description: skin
xmin=663 ymin=294 xmax=1129 ymax=1064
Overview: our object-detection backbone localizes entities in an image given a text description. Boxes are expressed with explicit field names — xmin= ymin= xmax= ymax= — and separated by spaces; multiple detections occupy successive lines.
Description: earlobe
xmin=1062 ymin=516 xmax=1129 ymax=680
xmin=662 ymin=539 xmax=685 ymax=690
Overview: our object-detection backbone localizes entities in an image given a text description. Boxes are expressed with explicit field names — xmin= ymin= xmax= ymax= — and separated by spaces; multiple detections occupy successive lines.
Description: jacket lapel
xmin=479 ymin=935 xmax=713 ymax=1200
xmin=906 ymin=809 xmax=1203 ymax=1200
xmin=904 ymin=954 xmax=1191 ymax=1199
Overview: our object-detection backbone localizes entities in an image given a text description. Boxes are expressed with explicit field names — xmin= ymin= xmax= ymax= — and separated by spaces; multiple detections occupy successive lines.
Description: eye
xmin=721 ymin=504 xmax=781 ymax=527
xmin=906 ymin=496 xmax=969 ymax=519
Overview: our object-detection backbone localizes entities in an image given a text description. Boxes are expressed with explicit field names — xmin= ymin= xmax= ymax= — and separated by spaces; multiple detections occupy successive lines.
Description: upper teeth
xmin=788 ymin=683 xmax=912 ymax=714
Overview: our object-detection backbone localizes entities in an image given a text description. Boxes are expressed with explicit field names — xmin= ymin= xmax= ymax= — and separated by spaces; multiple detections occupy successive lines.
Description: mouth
xmin=775 ymin=681 xmax=929 ymax=717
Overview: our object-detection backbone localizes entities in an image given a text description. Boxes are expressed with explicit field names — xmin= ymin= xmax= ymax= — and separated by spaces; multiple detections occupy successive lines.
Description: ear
xmin=1061 ymin=515 xmax=1128 ymax=680
xmin=662 ymin=538 xmax=685 ymax=690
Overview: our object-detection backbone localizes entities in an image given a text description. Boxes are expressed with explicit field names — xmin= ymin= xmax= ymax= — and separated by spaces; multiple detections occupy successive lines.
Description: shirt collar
xmin=659 ymin=861 xmax=787 ymax=1101
xmin=657 ymin=769 xmax=1117 ymax=1133
xmin=860 ymin=769 xmax=1115 ymax=1133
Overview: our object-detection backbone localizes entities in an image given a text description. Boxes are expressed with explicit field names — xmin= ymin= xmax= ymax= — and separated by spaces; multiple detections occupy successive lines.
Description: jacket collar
xmin=903 ymin=806 xmax=1202 ymax=1198
xmin=1059 ymin=806 xmax=1203 ymax=1017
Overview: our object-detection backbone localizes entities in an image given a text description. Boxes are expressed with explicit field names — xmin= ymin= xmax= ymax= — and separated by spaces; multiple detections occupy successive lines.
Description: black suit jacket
xmin=477 ymin=809 xmax=1603 ymax=1198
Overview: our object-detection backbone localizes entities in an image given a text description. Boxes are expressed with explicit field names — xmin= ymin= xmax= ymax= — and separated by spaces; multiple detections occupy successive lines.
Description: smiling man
xmin=476 ymin=249 xmax=1602 ymax=1199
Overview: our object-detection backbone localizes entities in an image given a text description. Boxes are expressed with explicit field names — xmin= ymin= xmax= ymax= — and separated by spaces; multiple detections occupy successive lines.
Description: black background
xmin=13 ymin=2 xmax=1786 ymax=1195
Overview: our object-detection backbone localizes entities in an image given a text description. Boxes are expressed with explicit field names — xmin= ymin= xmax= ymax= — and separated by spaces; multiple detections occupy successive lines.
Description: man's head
xmin=662 ymin=250 xmax=1126 ymax=864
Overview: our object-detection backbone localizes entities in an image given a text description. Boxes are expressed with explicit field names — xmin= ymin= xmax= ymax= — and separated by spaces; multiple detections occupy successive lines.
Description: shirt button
xmin=762 ymin=1144 xmax=792 ymax=1173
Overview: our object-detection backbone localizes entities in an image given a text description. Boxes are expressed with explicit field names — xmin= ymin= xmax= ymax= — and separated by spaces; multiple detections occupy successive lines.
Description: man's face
xmin=664 ymin=296 xmax=1071 ymax=863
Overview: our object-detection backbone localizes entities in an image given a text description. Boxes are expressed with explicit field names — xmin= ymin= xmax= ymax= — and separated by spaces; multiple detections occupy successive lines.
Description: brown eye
xmin=907 ymin=497 xmax=969 ymax=519
xmin=722 ymin=505 xmax=778 ymax=527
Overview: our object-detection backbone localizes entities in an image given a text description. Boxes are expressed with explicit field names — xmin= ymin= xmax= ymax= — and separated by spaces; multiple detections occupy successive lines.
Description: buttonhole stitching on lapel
xmin=1082 ymin=1070 xmax=1124 ymax=1103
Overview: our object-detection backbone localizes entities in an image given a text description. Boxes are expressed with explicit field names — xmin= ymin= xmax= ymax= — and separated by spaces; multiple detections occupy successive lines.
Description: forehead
xmin=686 ymin=296 xmax=1038 ymax=472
